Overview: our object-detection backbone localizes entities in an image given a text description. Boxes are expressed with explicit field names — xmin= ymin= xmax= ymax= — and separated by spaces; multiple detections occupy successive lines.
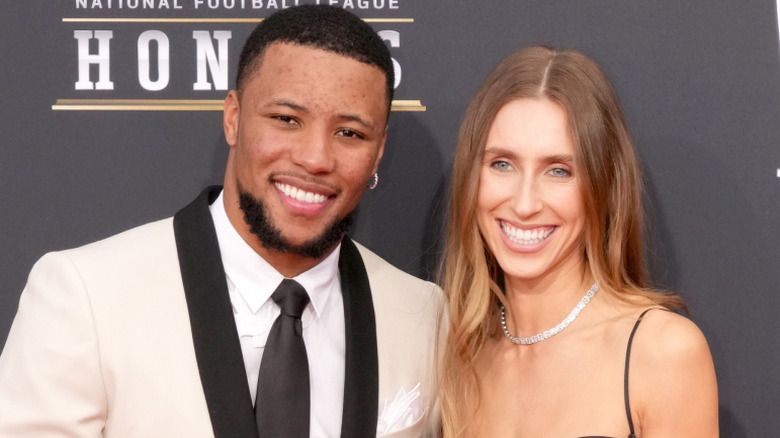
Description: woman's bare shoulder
xmin=628 ymin=308 xmax=719 ymax=437
xmin=632 ymin=308 xmax=710 ymax=357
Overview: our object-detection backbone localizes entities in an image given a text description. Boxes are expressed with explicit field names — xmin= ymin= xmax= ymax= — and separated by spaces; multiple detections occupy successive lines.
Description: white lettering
xmin=193 ymin=30 xmax=232 ymax=90
xmin=378 ymin=30 xmax=401 ymax=89
xmin=307 ymin=0 xmax=398 ymax=9
xmin=74 ymin=0 xmax=310 ymax=9
xmin=138 ymin=30 xmax=170 ymax=91
xmin=74 ymin=30 xmax=114 ymax=90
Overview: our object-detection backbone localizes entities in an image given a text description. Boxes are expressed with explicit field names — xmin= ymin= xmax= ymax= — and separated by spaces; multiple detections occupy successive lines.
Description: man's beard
xmin=239 ymin=190 xmax=353 ymax=259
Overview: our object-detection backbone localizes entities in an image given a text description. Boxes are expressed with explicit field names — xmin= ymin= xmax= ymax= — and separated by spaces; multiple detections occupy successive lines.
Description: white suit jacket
xmin=0 ymin=187 xmax=443 ymax=438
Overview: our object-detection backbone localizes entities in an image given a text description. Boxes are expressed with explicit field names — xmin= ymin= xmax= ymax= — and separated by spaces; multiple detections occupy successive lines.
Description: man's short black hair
xmin=236 ymin=5 xmax=394 ymax=113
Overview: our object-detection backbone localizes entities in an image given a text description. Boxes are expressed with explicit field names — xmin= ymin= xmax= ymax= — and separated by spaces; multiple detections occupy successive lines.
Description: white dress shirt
xmin=209 ymin=191 xmax=346 ymax=438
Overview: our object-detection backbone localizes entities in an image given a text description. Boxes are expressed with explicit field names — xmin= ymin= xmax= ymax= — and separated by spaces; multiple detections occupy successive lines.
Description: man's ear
xmin=373 ymin=125 xmax=387 ymax=174
xmin=223 ymin=90 xmax=240 ymax=147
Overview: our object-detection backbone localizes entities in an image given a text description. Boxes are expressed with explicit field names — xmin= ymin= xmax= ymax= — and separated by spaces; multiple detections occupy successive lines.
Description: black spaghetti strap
xmin=623 ymin=308 xmax=660 ymax=438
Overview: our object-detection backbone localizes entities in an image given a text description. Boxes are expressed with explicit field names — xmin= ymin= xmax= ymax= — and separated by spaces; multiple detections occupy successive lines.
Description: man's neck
xmin=251 ymin=242 xmax=339 ymax=278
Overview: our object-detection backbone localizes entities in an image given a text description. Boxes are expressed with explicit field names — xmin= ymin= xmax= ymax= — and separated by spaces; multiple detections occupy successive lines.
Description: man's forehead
xmin=239 ymin=43 xmax=388 ymax=125
xmin=246 ymin=42 xmax=387 ymax=89
xmin=247 ymin=44 xmax=386 ymax=100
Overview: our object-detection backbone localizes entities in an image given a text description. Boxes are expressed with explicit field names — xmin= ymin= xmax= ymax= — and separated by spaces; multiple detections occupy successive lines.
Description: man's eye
xmin=273 ymin=115 xmax=297 ymax=124
xmin=337 ymin=129 xmax=364 ymax=139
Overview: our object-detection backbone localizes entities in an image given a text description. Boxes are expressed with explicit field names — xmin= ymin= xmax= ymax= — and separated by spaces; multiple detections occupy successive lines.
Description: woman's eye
xmin=549 ymin=167 xmax=571 ymax=177
xmin=490 ymin=160 xmax=512 ymax=171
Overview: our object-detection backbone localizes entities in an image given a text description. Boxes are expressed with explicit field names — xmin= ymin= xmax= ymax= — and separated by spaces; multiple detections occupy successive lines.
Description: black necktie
xmin=255 ymin=279 xmax=311 ymax=438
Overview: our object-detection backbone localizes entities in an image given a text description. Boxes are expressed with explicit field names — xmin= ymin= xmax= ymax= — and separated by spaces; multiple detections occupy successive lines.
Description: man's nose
xmin=290 ymin=128 xmax=336 ymax=174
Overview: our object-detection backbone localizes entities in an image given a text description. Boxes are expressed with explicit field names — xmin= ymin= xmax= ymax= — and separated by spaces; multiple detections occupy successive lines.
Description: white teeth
xmin=275 ymin=182 xmax=327 ymax=204
xmin=500 ymin=221 xmax=554 ymax=245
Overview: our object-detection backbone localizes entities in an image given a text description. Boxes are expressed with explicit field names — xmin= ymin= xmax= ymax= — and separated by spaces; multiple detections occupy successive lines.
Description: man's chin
xmin=238 ymin=189 xmax=352 ymax=260
xmin=262 ymin=233 xmax=343 ymax=258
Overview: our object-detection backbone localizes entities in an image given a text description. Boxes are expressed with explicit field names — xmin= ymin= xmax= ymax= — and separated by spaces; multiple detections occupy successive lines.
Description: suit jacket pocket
xmin=377 ymin=408 xmax=434 ymax=438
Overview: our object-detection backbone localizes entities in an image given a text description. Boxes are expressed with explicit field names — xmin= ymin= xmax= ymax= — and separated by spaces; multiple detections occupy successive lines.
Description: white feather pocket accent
xmin=376 ymin=383 xmax=424 ymax=435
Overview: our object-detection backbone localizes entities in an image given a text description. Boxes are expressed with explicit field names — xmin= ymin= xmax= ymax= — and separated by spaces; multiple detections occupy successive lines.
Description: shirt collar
xmin=208 ymin=190 xmax=341 ymax=318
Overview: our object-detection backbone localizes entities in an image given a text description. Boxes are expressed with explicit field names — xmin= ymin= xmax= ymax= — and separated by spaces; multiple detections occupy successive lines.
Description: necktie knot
xmin=272 ymin=279 xmax=309 ymax=319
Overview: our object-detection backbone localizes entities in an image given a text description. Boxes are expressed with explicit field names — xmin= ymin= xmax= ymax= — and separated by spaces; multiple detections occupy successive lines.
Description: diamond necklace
xmin=500 ymin=282 xmax=599 ymax=345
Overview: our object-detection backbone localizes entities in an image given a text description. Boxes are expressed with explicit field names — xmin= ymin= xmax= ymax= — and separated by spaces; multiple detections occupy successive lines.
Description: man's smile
xmin=274 ymin=181 xmax=329 ymax=204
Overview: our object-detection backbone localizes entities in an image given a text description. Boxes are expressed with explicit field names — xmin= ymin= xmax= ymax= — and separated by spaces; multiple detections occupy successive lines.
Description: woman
xmin=440 ymin=46 xmax=718 ymax=437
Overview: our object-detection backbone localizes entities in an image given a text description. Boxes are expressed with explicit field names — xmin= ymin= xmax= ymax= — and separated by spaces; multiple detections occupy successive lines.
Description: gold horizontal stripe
xmin=64 ymin=17 xmax=264 ymax=23
xmin=52 ymin=104 xmax=218 ymax=110
xmin=52 ymin=99 xmax=426 ymax=111
xmin=55 ymin=99 xmax=220 ymax=105
xmin=62 ymin=17 xmax=413 ymax=23
xmin=391 ymin=99 xmax=426 ymax=111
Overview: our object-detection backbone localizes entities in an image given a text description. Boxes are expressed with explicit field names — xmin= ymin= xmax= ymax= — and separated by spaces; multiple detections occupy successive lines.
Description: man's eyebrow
xmin=267 ymin=99 xmax=309 ymax=113
xmin=266 ymin=100 xmax=375 ymax=130
xmin=337 ymin=113 xmax=375 ymax=131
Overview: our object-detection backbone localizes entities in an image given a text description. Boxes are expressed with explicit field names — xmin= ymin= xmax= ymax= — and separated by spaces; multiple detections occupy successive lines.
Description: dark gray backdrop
xmin=2 ymin=1 xmax=779 ymax=436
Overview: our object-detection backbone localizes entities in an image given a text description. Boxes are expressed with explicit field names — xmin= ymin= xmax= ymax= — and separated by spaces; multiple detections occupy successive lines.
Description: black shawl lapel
xmin=173 ymin=186 xmax=259 ymax=438
xmin=338 ymin=237 xmax=379 ymax=437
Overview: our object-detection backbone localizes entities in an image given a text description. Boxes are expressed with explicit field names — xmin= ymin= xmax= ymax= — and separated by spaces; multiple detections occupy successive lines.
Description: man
xmin=0 ymin=6 xmax=442 ymax=438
